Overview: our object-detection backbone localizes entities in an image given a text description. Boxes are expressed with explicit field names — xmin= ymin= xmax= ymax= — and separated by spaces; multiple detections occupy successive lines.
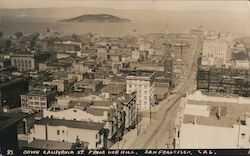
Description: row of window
xmin=28 ymin=102 xmax=46 ymax=106
xmin=22 ymin=96 xmax=46 ymax=101
xmin=128 ymin=84 xmax=149 ymax=88
xmin=13 ymin=59 xmax=32 ymax=64
xmin=14 ymin=63 xmax=32 ymax=67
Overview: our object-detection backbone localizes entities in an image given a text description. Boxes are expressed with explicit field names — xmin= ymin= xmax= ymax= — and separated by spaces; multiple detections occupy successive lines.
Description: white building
xmin=201 ymin=39 xmax=228 ymax=66
xmin=131 ymin=49 xmax=140 ymax=61
xmin=126 ymin=70 xmax=155 ymax=111
xmin=33 ymin=118 xmax=107 ymax=149
xmin=21 ymin=88 xmax=57 ymax=113
xmin=175 ymin=91 xmax=250 ymax=148
xmin=43 ymin=100 xmax=125 ymax=143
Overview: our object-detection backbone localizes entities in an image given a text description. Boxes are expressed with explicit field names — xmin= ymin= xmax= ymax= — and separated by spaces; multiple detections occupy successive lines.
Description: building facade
xmin=121 ymin=92 xmax=137 ymax=130
xmin=43 ymin=80 xmax=68 ymax=93
xmin=21 ymin=86 xmax=57 ymax=113
xmin=175 ymin=91 xmax=250 ymax=148
xmin=33 ymin=118 xmax=107 ymax=149
xmin=0 ymin=78 xmax=28 ymax=111
xmin=126 ymin=70 xmax=155 ymax=111
xmin=10 ymin=52 xmax=50 ymax=71
xmin=201 ymin=39 xmax=228 ymax=66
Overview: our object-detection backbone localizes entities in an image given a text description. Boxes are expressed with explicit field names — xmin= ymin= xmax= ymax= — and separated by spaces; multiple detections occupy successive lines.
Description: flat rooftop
xmin=0 ymin=113 xmax=27 ymax=131
xmin=102 ymin=84 xmax=125 ymax=94
xmin=0 ymin=78 xmax=24 ymax=88
xmin=128 ymin=70 xmax=155 ymax=77
xmin=76 ymin=79 xmax=102 ymax=85
xmin=69 ymin=101 xmax=91 ymax=110
xmin=23 ymin=90 xmax=54 ymax=96
xmin=25 ymin=139 xmax=73 ymax=150
xmin=92 ymin=101 xmax=113 ymax=107
xmin=184 ymin=99 xmax=250 ymax=127
xmin=85 ymin=107 xmax=111 ymax=116
xmin=35 ymin=118 xmax=105 ymax=131
xmin=183 ymin=114 xmax=238 ymax=128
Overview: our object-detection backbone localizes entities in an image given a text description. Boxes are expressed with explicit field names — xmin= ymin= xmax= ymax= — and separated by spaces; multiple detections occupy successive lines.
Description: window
xmin=57 ymin=130 xmax=60 ymax=135
xmin=241 ymin=133 xmax=246 ymax=139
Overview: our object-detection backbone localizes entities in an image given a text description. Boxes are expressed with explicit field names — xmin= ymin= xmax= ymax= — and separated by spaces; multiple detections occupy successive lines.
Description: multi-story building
xmin=164 ymin=58 xmax=174 ymax=88
xmin=0 ymin=113 xmax=27 ymax=155
xmin=32 ymin=118 xmax=108 ymax=149
xmin=201 ymin=39 xmax=228 ymax=66
xmin=43 ymin=100 xmax=125 ymax=146
xmin=190 ymin=28 xmax=204 ymax=51
xmin=121 ymin=92 xmax=137 ymax=130
xmin=0 ymin=59 xmax=11 ymax=70
xmin=0 ymin=39 xmax=11 ymax=49
xmin=72 ymin=62 xmax=96 ymax=74
xmin=74 ymin=79 xmax=103 ymax=93
xmin=175 ymin=91 xmax=250 ymax=148
xmin=131 ymin=49 xmax=140 ymax=61
xmin=197 ymin=66 xmax=250 ymax=97
xmin=97 ymin=47 xmax=108 ymax=61
xmin=0 ymin=78 xmax=28 ymax=111
xmin=21 ymin=86 xmax=57 ymax=113
xmin=43 ymin=80 xmax=68 ymax=93
xmin=126 ymin=70 xmax=155 ymax=111
xmin=10 ymin=51 xmax=50 ymax=72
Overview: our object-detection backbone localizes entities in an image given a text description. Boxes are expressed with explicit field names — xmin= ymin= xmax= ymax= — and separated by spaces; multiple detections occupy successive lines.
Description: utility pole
xmin=168 ymin=120 xmax=171 ymax=149
xmin=155 ymin=130 xmax=158 ymax=149
xmin=136 ymin=102 xmax=139 ymax=136
xmin=150 ymin=102 xmax=152 ymax=123
xmin=117 ymin=112 xmax=120 ymax=149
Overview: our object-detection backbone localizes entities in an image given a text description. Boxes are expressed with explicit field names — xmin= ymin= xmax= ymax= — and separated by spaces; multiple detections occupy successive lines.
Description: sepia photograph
xmin=0 ymin=0 xmax=250 ymax=155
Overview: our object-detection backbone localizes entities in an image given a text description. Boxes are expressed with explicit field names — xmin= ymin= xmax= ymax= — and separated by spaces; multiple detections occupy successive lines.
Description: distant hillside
xmin=60 ymin=14 xmax=131 ymax=23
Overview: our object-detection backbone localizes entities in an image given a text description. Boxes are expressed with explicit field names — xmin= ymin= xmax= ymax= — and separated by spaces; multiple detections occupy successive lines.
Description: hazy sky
xmin=0 ymin=0 xmax=250 ymax=12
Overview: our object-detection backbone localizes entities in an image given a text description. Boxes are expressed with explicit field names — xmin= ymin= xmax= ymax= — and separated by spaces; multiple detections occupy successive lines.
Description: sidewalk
xmin=110 ymin=81 xmax=186 ymax=149
xmin=110 ymin=117 xmax=151 ymax=149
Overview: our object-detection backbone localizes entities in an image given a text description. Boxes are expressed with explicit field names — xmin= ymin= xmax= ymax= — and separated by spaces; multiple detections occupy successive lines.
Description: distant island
xmin=60 ymin=14 xmax=131 ymax=23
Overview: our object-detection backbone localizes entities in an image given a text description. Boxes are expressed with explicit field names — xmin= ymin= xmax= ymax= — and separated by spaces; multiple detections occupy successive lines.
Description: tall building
xmin=126 ymin=70 xmax=155 ymax=111
xmin=10 ymin=51 xmax=50 ymax=72
xmin=21 ymin=86 xmax=57 ymax=113
xmin=201 ymin=39 xmax=228 ymax=66
xmin=0 ymin=113 xmax=27 ymax=155
xmin=0 ymin=78 xmax=29 ymax=111
xmin=197 ymin=66 xmax=250 ymax=97
xmin=190 ymin=29 xmax=204 ymax=52
xmin=164 ymin=58 xmax=174 ymax=88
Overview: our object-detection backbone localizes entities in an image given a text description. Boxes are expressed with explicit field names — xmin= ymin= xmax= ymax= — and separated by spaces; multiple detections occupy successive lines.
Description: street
xmin=111 ymin=50 xmax=198 ymax=149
